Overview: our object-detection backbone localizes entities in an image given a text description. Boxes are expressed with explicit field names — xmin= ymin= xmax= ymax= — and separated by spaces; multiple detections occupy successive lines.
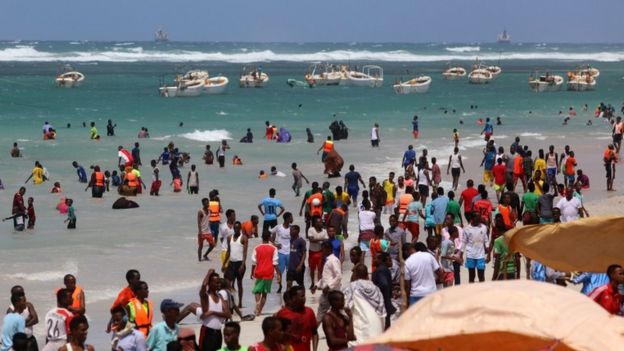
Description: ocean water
xmin=0 ymin=41 xmax=622 ymax=347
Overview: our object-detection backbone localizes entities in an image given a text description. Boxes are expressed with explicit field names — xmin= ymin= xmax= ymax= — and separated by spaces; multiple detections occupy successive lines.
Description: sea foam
xmin=180 ymin=129 xmax=232 ymax=142
xmin=1 ymin=46 xmax=624 ymax=62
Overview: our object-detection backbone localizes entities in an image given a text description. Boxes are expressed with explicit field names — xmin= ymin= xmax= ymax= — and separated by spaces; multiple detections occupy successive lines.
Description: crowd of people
xmin=2 ymin=105 xmax=624 ymax=351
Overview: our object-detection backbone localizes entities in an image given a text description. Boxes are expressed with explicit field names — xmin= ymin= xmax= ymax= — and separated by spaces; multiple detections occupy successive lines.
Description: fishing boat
xmin=159 ymin=70 xmax=228 ymax=97
xmin=528 ymin=71 xmax=564 ymax=92
xmin=468 ymin=68 xmax=493 ymax=84
xmin=577 ymin=65 xmax=600 ymax=79
xmin=567 ymin=71 xmax=596 ymax=91
xmin=393 ymin=76 xmax=432 ymax=94
xmin=239 ymin=66 xmax=269 ymax=88
xmin=304 ymin=63 xmax=343 ymax=86
xmin=345 ymin=65 xmax=383 ymax=87
xmin=155 ymin=28 xmax=169 ymax=42
xmin=497 ymin=29 xmax=511 ymax=44
xmin=55 ymin=66 xmax=85 ymax=87
xmin=442 ymin=66 xmax=466 ymax=80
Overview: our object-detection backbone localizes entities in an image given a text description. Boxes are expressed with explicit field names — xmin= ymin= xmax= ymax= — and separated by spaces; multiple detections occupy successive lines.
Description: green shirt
xmin=494 ymin=236 xmax=515 ymax=274
xmin=322 ymin=190 xmax=335 ymax=213
xmin=522 ymin=192 xmax=539 ymax=213
xmin=90 ymin=127 xmax=98 ymax=139
xmin=446 ymin=200 xmax=461 ymax=224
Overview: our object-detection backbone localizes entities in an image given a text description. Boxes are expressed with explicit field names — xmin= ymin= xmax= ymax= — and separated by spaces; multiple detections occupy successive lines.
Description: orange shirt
xmin=565 ymin=157 xmax=576 ymax=176
xmin=241 ymin=220 xmax=256 ymax=237
xmin=513 ymin=156 xmax=523 ymax=175
xmin=111 ymin=286 xmax=135 ymax=310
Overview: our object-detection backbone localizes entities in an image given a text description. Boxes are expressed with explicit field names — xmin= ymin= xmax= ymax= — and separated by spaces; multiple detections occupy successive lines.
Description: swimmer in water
xmin=179 ymin=122 xmax=184 ymax=127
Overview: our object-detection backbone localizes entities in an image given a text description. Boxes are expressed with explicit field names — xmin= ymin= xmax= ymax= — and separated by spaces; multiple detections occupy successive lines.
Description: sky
xmin=1 ymin=0 xmax=623 ymax=43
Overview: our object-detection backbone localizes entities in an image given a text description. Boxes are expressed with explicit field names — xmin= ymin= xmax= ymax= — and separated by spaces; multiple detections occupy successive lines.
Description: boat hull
xmin=567 ymin=81 xmax=595 ymax=91
xmin=529 ymin=76 xmax=563 ymax=92
xmin=239 ymin=73 xmax=269 ymax=88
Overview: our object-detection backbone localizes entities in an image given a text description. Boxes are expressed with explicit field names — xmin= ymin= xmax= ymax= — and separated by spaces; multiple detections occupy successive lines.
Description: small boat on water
xmin=56 ymin=66 xmax=84 ymax=87
xmin=159 ymin=70 xmax=228 ymax=97
xmin=239 ymin=66 xmax=269 ymax=88
xmin=497 ymin=29 xmax=511 ymax=44
xmin=442 ymin=66 xmax=466 ymax=80
xmin=528 ymin=71 xmax=564 ymax=92
xmin=486 ymin=65 xmax=502 ymax=78
xmin=567 ymin=71 xmax=596 ymax=91
xmin=468 ymin=68 xmax=492 ymax=84
xmin=393 ymin=76 xmax=432 ymax=94
xmin=304 ymin=63 xmax=343 ymax=86
xmin=577 ymin=65 xmax=600 ymax=79
xmin=345 ymin=65 xmax=383 ymax=87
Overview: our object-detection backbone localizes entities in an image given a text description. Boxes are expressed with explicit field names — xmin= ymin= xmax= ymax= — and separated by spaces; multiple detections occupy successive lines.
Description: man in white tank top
xmin=224 ymin=222 xmax=248 ymax=308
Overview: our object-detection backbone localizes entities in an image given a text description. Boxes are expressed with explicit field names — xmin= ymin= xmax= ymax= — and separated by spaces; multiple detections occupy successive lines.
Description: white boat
xmin=468 ymin=68 xmax=493 ymax=84
xmin=393 ymin=76 xmax=432 ymax=94
xmin=239 ymin=67 xmax=269 ymax=88
xmin=528 ymin=72 xmax=563 ymax=92
xmin=567 ymin=71 xmax=596 ymax=91
xmin=346 ymin=65 xmax=383 ymax=87
xmin=442 ymin=66 xmax=466 ymax=80
xmin=486 ymin=65 xmax=502 ymax=78
xmin=577 ymin=65 xmax=600 ymax=79
xmin=55 ymin=67 xmax=84 ymax=87
xmin=304 ymin=63 xmax=342 ymax=86
xmin=159 ymin=70 xmax=228 ymax=97
xmin=203 ymin=76 xmax=229 ymax=94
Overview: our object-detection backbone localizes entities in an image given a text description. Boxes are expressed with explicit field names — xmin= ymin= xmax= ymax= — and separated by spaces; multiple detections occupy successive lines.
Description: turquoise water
xmin=0 ymin=41 xmax=622 ymax=348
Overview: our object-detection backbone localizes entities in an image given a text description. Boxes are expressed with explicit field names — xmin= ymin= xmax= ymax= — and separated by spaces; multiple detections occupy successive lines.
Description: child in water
xmin=51 ymin=182 xmax=62 ymax=193
xmin=64 ymin=199 xmax=76 ymax=229
xmin=27 ymin=197 xmax=35 ymax=229
xmin=171 ymin=175 xmax=182 ymax=192
xmin=111 ymin=171 xmax=121 ymax=186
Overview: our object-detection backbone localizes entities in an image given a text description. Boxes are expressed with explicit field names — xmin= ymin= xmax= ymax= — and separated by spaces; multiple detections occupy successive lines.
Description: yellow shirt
xmin=382 ymin=180 xmax=396 ymax=202
xmin=333 ymin=192 xmax=350 ymax=206
xmin=534 ymin=158 xmax=546 ymax=176
xmin=32 ymin=167 xmax=44 ymax=184
xmin=534 ymin=179 xmax=544 ymax=195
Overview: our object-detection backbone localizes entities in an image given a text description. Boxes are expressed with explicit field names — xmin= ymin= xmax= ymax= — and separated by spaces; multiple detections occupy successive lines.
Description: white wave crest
xmin=1 ymin=46 xmax=624 ymax=62
xmin=114 ymin=42 xmax=135 ymax=46
xmin=445 ymin=46 xmax=480 ymax=53
xmin=5 ymin=261 xmax=78 ymax=282
xmin=180 ymin=129 xmax=231 ymax=142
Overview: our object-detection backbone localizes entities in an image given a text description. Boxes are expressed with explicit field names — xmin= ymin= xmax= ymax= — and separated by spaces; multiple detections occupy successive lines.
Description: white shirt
xmin=461 ymin=224 xmax=490 ymax=260
xmin=195 ymin=290 xmax=228 ymax=330
xmin=371 ymin=127 xmax=379 ymax=140
xmin=220 ymin=222 xmax=235 ymax=251
xmin=404 ymin=252 xmax=440 ymax=297
xmin=441 ymin=226 xmax=464 ymax=251
xmin=358 ymin=210 xmax=376 ymax=231
xmin=270 ymin=224 xmax=291 ymax=255
xmin=307 ymin=227 xmax=328 ymax=252
xmin=319 ymin=254 xmax=342 ymax=290
xmin=450 ymin=153 xmax=461 ymax=168
xmin=556 ymin=197 xmax=582 ymax=222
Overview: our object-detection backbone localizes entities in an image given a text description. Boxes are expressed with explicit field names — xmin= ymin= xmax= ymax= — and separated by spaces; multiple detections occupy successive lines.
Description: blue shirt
xmin=77 ymin=166 xmax=87 ymax=183
xmin=431 ymin=195 xmax=449 ymax=225
xmin=484 ymin=151 xmax=496 ymax=170
xmin=403 ymin=149 xmax=416 ymax=167
xmin=114 ymin=328 xmax=147 ymax=351
xmin=260 ymin=197 xmax=282 ymax=221
xmin=1 ymin=313 xmax=25 ymax=351
xmin=483 ymin=122 xmax=493 ymax=134
xmin=145 ymin=322 xmax=178 ymax=351
xmin=345 ymin=171 xmax=361 ymax=189
xmin=412 ymin=120 xmax=418 ymax=131
xmin=160 ymin=151 xmax=170 ymax=165
xmin=571 ymin=272 xmax=609 ymax=295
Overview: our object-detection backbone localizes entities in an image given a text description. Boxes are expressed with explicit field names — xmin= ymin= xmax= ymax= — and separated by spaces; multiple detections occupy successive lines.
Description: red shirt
xmin=460 ymin=187 xmax=479 ymax=213
xmin=492 ymin=164 xmax=507 ymax=185
xmin=253 ymin=243 xmax=277 ymax=279
xmin=474 ymin=199 xmax=493 ymax=223
xmin=13 ymin=193 xmax=25 ymax=214
xmin=589 ymin=283 xmax=622 ymax=315
xmin=565 ymin=157 xmax=576 ymax=176
xmin=111 ymin=286 xmax=135 ymax=310
xmin=275 ymin=307 xmax=318 ymax=351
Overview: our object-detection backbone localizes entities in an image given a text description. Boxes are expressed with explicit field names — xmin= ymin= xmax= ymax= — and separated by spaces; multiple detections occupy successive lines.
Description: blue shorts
xmin=209 ymin=221 xmax=220 ymax=241
xmin=566 ymin=174 xmax=575 ymax=184
xmin=465 ymin=258 xmax=486 ymax=270
xmin=539 ymin=217 xmax=554 ymax=224
xmin=278 ymin=253 xmax=289 ymax=273
xmin=347 ymin=185 xmax=359 ymax=199
xmin=546 ymin=168 xmax=556 ymax=180
xmin=359 ymin=240 xmax=370 ymax=252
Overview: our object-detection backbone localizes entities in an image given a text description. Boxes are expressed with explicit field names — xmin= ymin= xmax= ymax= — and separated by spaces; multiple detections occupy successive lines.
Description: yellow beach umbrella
xmin=504 ymin=216 xmax=624 ymax=273
xmin=366 ymin=280 xmax=624 ymax=351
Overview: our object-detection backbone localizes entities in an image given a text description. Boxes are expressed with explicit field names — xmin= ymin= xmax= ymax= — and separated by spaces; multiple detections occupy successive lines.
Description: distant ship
xmin=497 ymin=29 xmax=511 ymax=44
xmin=155 ymin=28 xmax=169 ymax=42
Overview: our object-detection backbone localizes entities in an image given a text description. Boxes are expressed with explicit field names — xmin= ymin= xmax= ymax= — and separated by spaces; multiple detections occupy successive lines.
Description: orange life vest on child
xmin=95 ymin=172 xmax=104 ymax=186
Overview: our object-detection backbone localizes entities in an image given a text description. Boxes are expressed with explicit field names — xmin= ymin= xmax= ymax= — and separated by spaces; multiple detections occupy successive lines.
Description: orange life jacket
xmin=323 ymin=140 xmax=334 ymax=153
xmin=209 ymin=201 xmax=221 ymax=222
xmin=94 ymin=172 xmax=104 ymax=187
xmin=128 ymin=298 xmax=153 ymax=337
xmin=55 ymin=285 xmax=83 ymax=312
xmin=398 ymin=194 xmax=412 ymax=215
xmin=498 ymin=204 xmax=512 ymax=229
xmin=126 ymin=172 xmax=138 ymax=187
xmin=307 ymin=193 xmax=323 ymax=217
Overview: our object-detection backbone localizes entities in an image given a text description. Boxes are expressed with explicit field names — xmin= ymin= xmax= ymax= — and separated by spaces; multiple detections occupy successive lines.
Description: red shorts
xmin=405 ymin=222 xmax=420 ymax=239
xmin=151 ymin=180 xmax=162 ymax=192
xmin=197 ymin=233 xmax=214 ymax=246
xmin=412 ymin=131 xmax=419 ymax=138
xmin=443 ymin=271 xmax=454 ymax=285
xmin=308 ymin=250 xmax=322 ymax=271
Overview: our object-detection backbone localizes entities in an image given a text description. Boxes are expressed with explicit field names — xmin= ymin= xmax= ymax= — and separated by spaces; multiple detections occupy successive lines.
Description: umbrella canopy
xmin=367 ymin=280 xmax=624 ymax=351
xmin=504 ymin=216 xmax=624 ymax=273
